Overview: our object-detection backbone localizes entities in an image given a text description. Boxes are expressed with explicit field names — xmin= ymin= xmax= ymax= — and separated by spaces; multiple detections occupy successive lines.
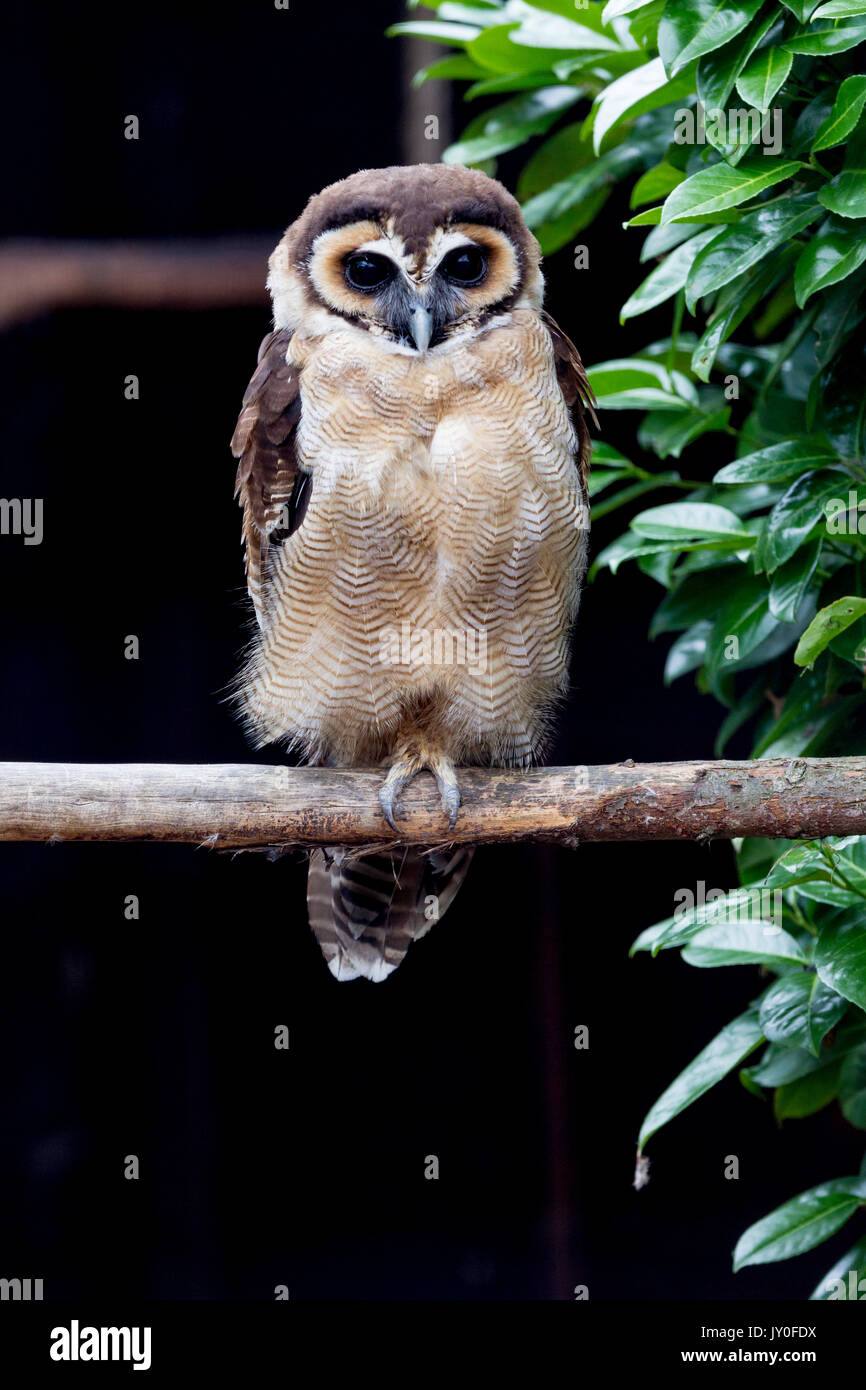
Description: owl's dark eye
xmin=440 ymin=245 xmax=487 ymax=286
xmin=344 ymin=252 xmax=394 ymax=291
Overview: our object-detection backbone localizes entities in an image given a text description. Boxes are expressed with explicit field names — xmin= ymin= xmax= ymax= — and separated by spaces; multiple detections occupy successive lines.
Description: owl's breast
xmin=291 ymin=314 xmax=581 ymax=527
xmin=244 ymin=315 xmax=588 ymax=758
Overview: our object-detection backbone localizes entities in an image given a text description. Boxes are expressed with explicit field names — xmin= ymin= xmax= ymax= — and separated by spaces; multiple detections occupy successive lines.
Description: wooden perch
xmin=0 ymin=758 xmax=864 ymax=849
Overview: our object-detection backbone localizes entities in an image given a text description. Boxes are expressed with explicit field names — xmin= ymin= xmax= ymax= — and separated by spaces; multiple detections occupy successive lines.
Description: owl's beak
xmin=408 ymin=304 xmax=433 ymax=354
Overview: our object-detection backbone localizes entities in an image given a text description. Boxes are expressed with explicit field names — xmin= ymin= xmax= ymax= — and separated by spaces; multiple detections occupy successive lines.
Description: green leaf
xmin=539 ymin=186 xmax=613 ymax=254
xmin=714 ymin=676 xmax=766 ymax=754
xmin=685 ymin=196 xmax=822 ymax=311
xmin=735 ymin=46 xmax=793 ymax=111
xmin=798 ymin=881 xmax=866 ymax=908
xmin=639 ymin=1009 xmax=765 ymax=1148
xmin=587 ymin=357 xmax=697 ymax=411
xmin=661 ymin=159 xmax=805 ymax=223
xmin=602 ymin=0 xmax=660 ymax=17
xmin=812 ymin=74 xmax=866 ymax=152
xmin=592 ymin=473 xmax=687 ymax=520
xmin=760 ymin=838 xmax=855 ymax=888
xmin=599 ymin=388 xmax=694 ymax=411
xmin=517 ymin=121 xmax=590 ymax=199
xmin=769 ymin=539 xmax=822 ymax=621
xmin=466 ymin=12 xmax=619 ymax=76
xmin=630 ymin=161 xmax=686 ymax=208
xmin=658 ymin=0 xmax=765 ymax=78
xmin=747 ymin=1043 xmax=832 ymax=1088
xmin=779 ymin=0 xmax=818 ymax=19
xmin=412 ymin=55 xmax=485 ymax=86
xmin=758 ymin=690 xmax=864 ymax=758
xmin=587 ymin=467 xmax=632 ymax=497
xmin=829 ymin=615 xmax=866 ymax=670
xmin=815 ymin=914 xmax=866 ymax=1011
xmin=512 ymin=3 xmax=619 ymax=46
xmin=759 ymin=972 xmax=849 ymax=1055
xmin=387 ymin=19 xmax=483 ymax=42
xmin=665 ymin=620 xmax=711 ymax=681
xmin=651 ymin=886 xmax=776 ymax=952
xmin=522 ymin=140 xmax=644 ymax=226
xmin=443 ymin=86 xmax=581 ymax=163
xmin=624 ymin=206 xmax=664 ymax=226
xmin=704 ymin=575 xmax=784 ymax=678
xmin=591 ymin=440 xmax=635 ymax=468
xmin=637 ymin=404 xmax=731 ymax=458
xmin=818 ymin=124 xmax=866 ymax=219
xmin=620 ymin=227 xmax=719 ymax=320
xmin=811 ymin=1236 xmax=866 ymax=1300
xmin=840 ymin=1043 xmax=866 ymax=1128
xmin=682 ymin=920 xmax=807 ymax=967
xmin=734 ymin=1177 xmax=866 ymax=1269
xmin=714 ymin=437 xmax=838 ymax=485
xmin=697 ymin=9 xmax=781 ymax=111
xmin=592 ymin=57 xmax=696 ymax=153
xmin=782 ymin=16 xmax=866 ymax=52
xmin=631 ymin=500 xmax=751 ymax=541
xmin=792 ymin=90 xmax=836 ymax=155
xmin=692 ymin=247 xmax=799 ymax=382
xmin=812 ymin=0 xmax=866 ymax=13
xmin=591 ymin=532 xmax=698 ymax=576
xmin=649 ymin=568 xmax=737 ymax=635
xmin=436 ymin=3 xmax=507 ymax=26
xmin=755 ymin=469 xmax=846 ymax=573
xmin=774 ymin=1061 xmax=843 ymax=1118
xmin=794 ymin=596 xmax=866 ymax=667
xmin=796 ymin=218 xmax=866 ymax=305
xmin=464 ymin=70 xmax=561 ymax=99
xmin=515 ymin=121 xmax=613 ymax=252
xmin=820 ymin=334 xmax=866 ymax=458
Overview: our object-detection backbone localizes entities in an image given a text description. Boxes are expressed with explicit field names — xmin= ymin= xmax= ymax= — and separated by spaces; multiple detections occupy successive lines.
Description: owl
xmin=231 ymin=164 xmax=594 ymax=981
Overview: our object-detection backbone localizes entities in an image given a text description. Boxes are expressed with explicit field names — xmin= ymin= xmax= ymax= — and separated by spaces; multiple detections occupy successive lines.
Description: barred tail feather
xmin=306 ymin=844 xmax=474 ymax=982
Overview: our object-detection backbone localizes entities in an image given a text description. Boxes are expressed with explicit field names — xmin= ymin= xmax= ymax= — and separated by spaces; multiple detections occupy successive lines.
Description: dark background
xmin=1 ymin=0 xmax=862 ymax=1302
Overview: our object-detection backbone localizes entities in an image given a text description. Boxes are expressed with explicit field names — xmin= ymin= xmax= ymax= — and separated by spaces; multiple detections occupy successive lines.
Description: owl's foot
xmin=379 ymin=747 xmax=461 ymax=833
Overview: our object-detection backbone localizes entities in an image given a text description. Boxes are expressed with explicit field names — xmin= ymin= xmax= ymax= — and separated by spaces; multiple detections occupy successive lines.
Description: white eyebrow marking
xmin=423 ymin=230 xmax=479 ymax=275
xmin=354 ymin=233 xmax=414 ymax=272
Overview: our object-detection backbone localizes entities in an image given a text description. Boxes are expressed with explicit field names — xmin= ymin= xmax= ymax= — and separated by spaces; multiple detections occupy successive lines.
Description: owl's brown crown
xmin=285 ymin=163 xmax=540 ymax=274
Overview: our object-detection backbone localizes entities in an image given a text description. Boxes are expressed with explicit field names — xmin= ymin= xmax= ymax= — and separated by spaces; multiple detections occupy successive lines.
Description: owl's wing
xmin=542 ymin=310 xmax=598 ymax=492
xmin=231 ymin=327 xmax=306 ymax=628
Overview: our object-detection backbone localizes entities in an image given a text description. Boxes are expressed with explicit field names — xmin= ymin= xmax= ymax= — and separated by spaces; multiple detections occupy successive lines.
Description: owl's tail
xmin=306 ymin=844 xmax=474 ymax=982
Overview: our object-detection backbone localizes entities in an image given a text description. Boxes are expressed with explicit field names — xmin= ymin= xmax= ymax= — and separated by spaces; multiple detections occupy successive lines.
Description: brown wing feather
xmin=541 ymin=310 xmax=597 ymax=493
xmin=232 ymin=328 xmax=303 ymax=627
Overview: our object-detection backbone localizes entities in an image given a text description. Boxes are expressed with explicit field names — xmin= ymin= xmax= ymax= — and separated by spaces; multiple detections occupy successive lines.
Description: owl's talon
xmin=379 ymin=750 xmax=461 ymax=832
xmin=378 ymin=780 xmax=404 ymax=832
xmin=434 ymin=768 xmax=461 ymax=832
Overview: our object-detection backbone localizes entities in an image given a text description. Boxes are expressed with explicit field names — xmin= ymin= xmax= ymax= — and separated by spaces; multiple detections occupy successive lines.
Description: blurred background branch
xmin=0 ymin=237 xmax=273 ymax=330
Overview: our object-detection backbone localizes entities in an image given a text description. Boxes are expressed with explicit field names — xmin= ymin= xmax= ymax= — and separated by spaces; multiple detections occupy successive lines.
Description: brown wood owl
xmin=231 ymin=164 xmax=594 ymax=981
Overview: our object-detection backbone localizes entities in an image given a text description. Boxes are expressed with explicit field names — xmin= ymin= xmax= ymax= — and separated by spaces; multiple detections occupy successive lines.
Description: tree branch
xmin=0 ymin=758 xmax=864 ymax=849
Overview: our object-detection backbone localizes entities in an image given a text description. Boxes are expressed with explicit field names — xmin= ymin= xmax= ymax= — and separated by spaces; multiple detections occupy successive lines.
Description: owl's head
xmin=268 ymin=164 xmax=544 ymax=353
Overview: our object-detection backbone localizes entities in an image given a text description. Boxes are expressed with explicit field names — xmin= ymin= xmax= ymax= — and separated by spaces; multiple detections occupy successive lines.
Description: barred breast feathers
xmin=233 ymin=309 xmax=590 ymax=769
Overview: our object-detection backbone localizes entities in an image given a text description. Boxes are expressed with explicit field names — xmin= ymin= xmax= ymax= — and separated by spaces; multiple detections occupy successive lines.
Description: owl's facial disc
xmin=306 ymin=219 xmax=521 ymax=352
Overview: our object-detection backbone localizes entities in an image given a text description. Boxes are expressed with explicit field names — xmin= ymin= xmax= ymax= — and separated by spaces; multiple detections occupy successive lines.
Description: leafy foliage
xmin=393 ymin=0 xmax=866 ymax=1294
